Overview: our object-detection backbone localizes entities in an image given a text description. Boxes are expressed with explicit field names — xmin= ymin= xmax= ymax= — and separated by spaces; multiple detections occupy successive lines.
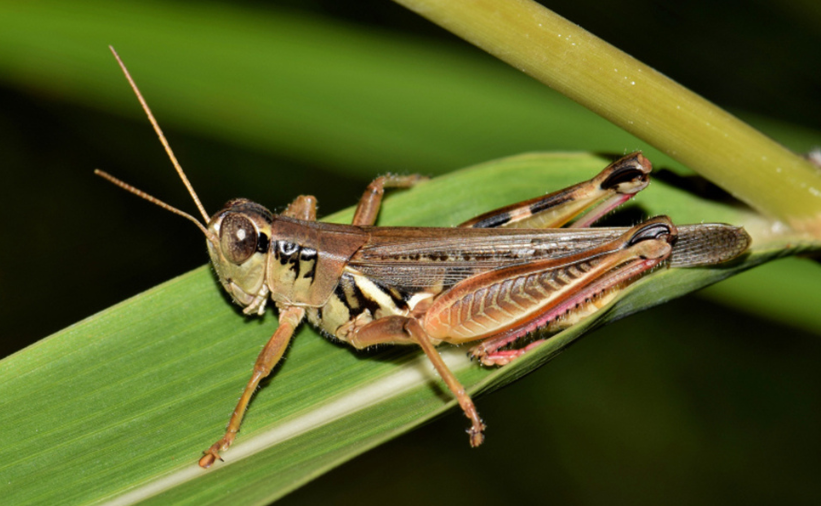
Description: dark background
xmin=1 ymin=1 xmax=820 ymax=504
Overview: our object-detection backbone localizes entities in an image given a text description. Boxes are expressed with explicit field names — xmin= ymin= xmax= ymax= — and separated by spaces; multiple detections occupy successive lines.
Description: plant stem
xmin=393 ymin=0 xmax=821 ymax=234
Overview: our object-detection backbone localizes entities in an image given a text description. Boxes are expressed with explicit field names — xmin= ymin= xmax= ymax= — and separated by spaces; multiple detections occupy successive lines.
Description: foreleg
xmin=199 ymin=305 xmax=306 ymax=468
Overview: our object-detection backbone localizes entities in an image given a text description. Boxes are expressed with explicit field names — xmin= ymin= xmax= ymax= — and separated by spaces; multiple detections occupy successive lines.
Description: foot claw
xmin=469 ymin=348 xmax=516 ymax=367
xmin=199 ymin=438 xmax=231 ymax=468
xmin=199 ymin=451 xmax=221 ymax=469
xmin=471 ymin=339 xmax=547 ymax=367
xmin=468 ymin=422 xmax=486 ymax=447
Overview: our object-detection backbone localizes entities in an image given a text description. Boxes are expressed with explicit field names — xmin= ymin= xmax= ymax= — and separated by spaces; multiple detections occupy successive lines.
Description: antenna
xmin=94 ymin=169 xmax=216 ymax=242
xmin=107 ymin=45 xmax=210 ymax=224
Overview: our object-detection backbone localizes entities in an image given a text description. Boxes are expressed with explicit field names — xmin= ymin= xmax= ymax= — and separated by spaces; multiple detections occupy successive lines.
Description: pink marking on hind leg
xmin=474 ymin=338 xmax=547 ymax=366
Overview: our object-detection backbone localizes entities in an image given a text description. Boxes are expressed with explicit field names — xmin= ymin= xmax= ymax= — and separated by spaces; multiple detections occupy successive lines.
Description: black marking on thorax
xmin=301 ymin=247 xmax=318 ymax=280
xmin=273 ymin=240 xmax=319 ymax=282
xmin=333 ymin=272 xmax=407 ymax=318
xmin=276 ymin=240 xmax=299 ymax=262
xmin=371 ymin=277 xmax=411 ymax=307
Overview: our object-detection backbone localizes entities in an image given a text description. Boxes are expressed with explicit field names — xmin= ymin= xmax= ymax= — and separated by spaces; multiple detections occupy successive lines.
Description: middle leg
xmin=349 ymin=316 xmax=485 ymax=446
xmin=282 ymin=195 xmax=317 ymax=221
xmin=352 ymin=174 xmax=428 ymax=226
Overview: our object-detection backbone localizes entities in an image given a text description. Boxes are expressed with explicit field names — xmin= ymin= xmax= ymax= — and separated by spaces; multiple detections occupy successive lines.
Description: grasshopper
xmin=96 ymin=48 xmax=751 ymax=468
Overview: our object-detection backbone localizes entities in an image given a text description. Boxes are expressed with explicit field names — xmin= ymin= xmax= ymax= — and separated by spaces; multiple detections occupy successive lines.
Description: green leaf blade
xmin=2 ymin=153 xmax=793 ymax=505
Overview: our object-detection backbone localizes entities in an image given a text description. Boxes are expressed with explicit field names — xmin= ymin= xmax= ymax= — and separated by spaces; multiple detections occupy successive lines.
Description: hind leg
xmin=460 ymin=152 xmax=651 ymax=229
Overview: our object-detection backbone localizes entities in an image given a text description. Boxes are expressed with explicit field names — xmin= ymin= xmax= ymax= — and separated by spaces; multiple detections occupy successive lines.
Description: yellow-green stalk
xmin=393 ymin=0 xmax=821 ymax=235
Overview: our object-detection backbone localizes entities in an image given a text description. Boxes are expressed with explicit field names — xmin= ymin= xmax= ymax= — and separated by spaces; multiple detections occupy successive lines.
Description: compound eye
xmin=219 ymin=213 xmax=258 ymax=265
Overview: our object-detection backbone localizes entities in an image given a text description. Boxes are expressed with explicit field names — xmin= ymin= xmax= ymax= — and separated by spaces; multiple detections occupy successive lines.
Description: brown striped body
xmin=99 ymin=56 xmax=750 ymax=468
xmin=192 ymin=154 xmax=750 ymax=466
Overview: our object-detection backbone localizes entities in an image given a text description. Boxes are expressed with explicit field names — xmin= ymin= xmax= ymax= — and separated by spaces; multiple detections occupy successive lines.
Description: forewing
xmin=349 ymin=226 xmax=622 ymax=292
xmin=348 ymin=224 xmax=750 ymax=293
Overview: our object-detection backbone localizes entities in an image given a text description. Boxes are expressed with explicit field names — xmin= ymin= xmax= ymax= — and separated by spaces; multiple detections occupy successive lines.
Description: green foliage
xmin=1 ymin=153 xmax=780 ymax=505
xmin=1 ymin=1 xmax=820 ymax=505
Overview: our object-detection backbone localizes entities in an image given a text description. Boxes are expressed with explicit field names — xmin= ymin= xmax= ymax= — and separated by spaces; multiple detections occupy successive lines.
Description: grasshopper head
xmin=207 ymin=199 xmax=274 ymax=309
xmin=97 ymin=48 xmax=275 ymax=314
